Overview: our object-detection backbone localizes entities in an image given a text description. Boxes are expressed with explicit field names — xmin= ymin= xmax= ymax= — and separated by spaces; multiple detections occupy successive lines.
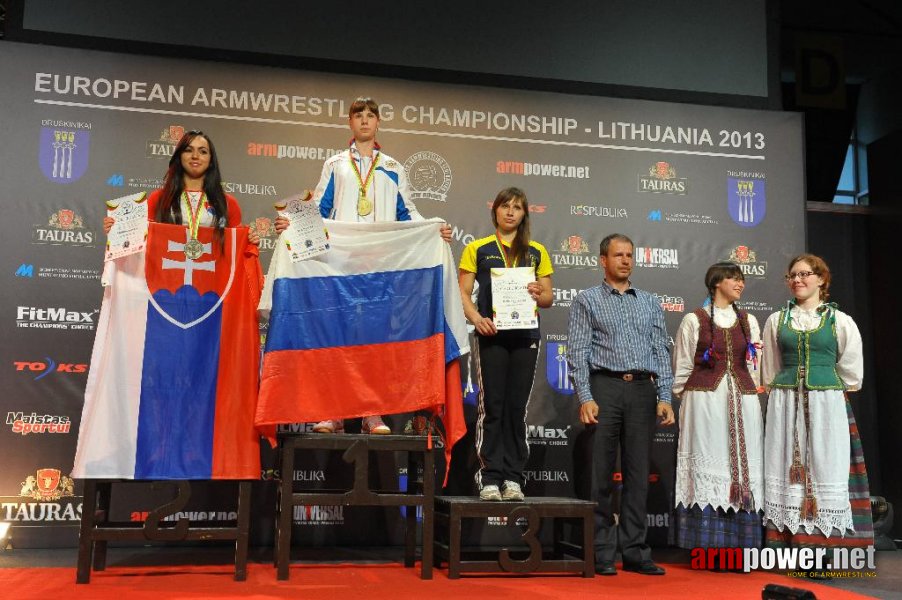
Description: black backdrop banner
xmin=0 ymin=41 xmax=804 ymax=548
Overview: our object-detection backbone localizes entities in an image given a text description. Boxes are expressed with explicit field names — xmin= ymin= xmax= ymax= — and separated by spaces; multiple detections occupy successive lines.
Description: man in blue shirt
xmin=567 ymin=233 xmax=675 ymax=576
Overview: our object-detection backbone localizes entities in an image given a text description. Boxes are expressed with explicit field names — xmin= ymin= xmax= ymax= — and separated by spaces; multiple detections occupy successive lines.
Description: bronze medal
xmin=184 ymin=238 xmax=204 ymax=260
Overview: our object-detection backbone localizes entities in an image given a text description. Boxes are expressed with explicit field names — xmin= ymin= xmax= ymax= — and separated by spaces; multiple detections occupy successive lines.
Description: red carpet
xmin=0 ymin=562 xmax=873 ymax=599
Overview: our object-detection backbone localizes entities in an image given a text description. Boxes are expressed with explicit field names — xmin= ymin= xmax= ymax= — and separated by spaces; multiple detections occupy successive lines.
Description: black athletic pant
xmin=474 ymin=334 xmax=539 ymax=489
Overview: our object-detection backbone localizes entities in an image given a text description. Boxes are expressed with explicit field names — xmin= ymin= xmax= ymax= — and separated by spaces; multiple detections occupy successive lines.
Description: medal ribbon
xmin=494 ymin=231 xmax=517 ymax=268
xmin=349 ymin=151 xmax=380 ymax=201
xmin=182 ymin=191 xmax=206 ymax=240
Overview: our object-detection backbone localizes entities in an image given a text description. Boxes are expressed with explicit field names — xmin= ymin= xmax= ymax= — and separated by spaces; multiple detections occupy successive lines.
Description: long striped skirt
xmin=764 ymin=398 xmax=873 ymax=548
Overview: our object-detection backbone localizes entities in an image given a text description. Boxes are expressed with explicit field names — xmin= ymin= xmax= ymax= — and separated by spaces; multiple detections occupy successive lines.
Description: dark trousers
xmin=474 ymin=335 xmax=539 ymax=488
xmin=589 ymin=372 xmax=657 ymax=565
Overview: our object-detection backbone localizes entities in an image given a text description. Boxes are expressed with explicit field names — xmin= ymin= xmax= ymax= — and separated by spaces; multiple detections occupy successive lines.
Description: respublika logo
xmin=32 ymin=209 xmax=96 ymax=247
xmin=525 ymin=470 xmax=570 ymax=482
xmin=16 ymin=306 xmax=98 ymax=331
xmin=546 ymin=335 xmax=574 ymax=395
xmin=38 ymin=123 xmax=91 ymax=184
xmin=551 ymin=236 xmax=598 ymax=269
xmin=638 ymin=161 xmax=687 ymax=195
xmin=7 ymin=412 xmax=71 ymax=435
xmin=14 ymin=358 xmax=88 ymax=380
xmin=404 ymin=151 xmax=452 ymax=202
xmin=726 ymin=245 xmax=767 ymax=278
xmin=634 ymin=247 xmax=679 ymax=269
xmin=570 ymin=204 xmax=628 ymax=219
xmin=727 ymin=173 xmax=766 ymax=227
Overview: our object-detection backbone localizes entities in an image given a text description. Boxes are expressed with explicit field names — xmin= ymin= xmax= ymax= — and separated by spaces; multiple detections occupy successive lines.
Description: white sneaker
xmin=479 ymin=484 xmax=502 ymax=501
xmin=312 ymin=419 xmax=344 ymax=433
xmin=502 ymin=481 xmax=525 ymax=501
xmin=361 ymin=415 xmax=391 ymax=435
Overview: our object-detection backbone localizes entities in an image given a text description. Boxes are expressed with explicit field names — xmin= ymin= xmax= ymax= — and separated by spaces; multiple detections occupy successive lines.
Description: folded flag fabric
xmin=73 ymin=223 xmax=264 ymax=480
xmin=256 ymin=218 xmax=469 ymax=477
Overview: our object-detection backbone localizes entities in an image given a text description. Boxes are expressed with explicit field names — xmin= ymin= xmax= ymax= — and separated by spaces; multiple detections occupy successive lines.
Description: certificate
xmin=491 ymin=267 xmax=538 ymax=330
xmin=104 ymin=192 xmax=148 ymax=261
xmin=275 ymin=190 xmax=330 ymax=262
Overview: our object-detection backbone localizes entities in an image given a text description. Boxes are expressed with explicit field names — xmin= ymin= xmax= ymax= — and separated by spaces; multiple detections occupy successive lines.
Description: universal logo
xmin=404 ymin=151 xmax=452 ymax=202
xmin=638 ymin=161 xmax=687 ymax=195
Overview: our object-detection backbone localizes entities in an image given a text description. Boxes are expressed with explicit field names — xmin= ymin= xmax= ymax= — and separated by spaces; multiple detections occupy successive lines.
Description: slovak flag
xmin=73 ymin=223 xmax=264 ymax=480
xmin=255 ymin=219 xmax=469 ymax=472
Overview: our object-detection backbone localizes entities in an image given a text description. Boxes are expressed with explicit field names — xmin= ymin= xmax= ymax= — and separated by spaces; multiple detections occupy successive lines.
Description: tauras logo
xmin=525 ymin=470 xmax=570 ymax=482
xmin=0 ymin=502 xmax=82 ymax=522
xmin=7 ymin=412 xmax=71 ymax=435
xmin=33 ymin=209 xmax=95 ymax=247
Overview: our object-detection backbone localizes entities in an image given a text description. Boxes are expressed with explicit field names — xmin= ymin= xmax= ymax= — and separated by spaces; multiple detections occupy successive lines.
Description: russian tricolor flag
xmin=73 ymin=223 xmax=264 ymax=480
xmin=255 ymin=219 xmax=469 ymax=466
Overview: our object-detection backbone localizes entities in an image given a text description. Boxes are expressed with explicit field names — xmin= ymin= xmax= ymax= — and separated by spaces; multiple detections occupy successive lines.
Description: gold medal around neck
xmin=357 ymin=195 xmax=373 ymax=217
xmin=184 ymin=238 xmax=204 ymax=260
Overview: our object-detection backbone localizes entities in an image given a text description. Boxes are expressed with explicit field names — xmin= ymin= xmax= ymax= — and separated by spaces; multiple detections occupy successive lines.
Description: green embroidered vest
xmin=771 ymin=305 xmax=844 ymax=390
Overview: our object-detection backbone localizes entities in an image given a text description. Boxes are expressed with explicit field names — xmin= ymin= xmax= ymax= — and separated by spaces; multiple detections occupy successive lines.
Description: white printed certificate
xmin=491 ymin=267 xmax=538 ymax=330
xmin=104 ymin=192 xmax=148 ymax=261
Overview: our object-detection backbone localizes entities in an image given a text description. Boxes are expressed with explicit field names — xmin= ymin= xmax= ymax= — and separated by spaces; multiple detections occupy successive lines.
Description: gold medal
xmin=357 ymin=195 xmax=373 ymax=216
xmin=184 ymin=238 xmax=204 ymax=260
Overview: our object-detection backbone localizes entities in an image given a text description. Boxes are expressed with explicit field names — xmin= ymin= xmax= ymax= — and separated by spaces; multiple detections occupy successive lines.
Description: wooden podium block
xmin=274 ymin=433 xmax=435 ymax=580
xmin=433 ymin=496 xmax=595 ymax=579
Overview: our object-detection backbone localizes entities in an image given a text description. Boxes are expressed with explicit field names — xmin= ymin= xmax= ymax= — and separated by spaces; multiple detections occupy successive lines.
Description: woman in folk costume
xmin=761 ymin=254 xmax=873 ymax=548
xmin=672 ymin=262 xmax=764 ymax=549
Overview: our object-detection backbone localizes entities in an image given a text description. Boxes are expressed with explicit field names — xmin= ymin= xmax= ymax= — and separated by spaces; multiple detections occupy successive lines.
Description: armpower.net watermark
xmin=691 ymin=545 xmax=878 ymax=577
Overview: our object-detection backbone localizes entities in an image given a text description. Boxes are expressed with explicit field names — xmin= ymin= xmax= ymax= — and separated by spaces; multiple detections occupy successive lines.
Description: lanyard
xmin=349 ymin=152 xmax=380 ymax=198
xmin=182 ymin=191 xmax=206 ymax=240
xmin=494 ymin=231 xmax=517 ymax=268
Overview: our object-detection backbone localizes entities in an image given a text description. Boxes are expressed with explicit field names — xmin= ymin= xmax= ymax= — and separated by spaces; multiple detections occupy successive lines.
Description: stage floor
xmin=0 ymin=546 xmax=898 ymax=599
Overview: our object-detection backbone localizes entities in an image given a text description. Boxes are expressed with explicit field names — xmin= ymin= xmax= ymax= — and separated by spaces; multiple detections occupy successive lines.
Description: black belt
xmin=592 ymin=368 xmax=654 ymax=382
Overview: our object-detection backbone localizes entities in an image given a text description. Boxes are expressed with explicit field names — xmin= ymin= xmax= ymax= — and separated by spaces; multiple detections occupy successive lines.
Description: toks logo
xmin=19 ymin=469 xmax=75 ymax=501
xmin=726 ymin=245 xmax=767 ymax=278
xmin=7 ymin=412 xmax=71 ymax=435
xmin=32 ymin=209 xmax=96 ymax=247
xmin=14 ymin=358 xmax=88 ymax=380
xmin=638 ymin=161 xmax=688 ymax=195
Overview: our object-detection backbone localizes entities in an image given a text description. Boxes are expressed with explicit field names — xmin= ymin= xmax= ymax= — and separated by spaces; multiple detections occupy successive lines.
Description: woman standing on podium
xmin=671 ymin=261 xmax=764 ymax=552
xmin=103 ymin=130 xmax=258 ymax=245
xmin=458 ymin=187 xmax=553 ymax=502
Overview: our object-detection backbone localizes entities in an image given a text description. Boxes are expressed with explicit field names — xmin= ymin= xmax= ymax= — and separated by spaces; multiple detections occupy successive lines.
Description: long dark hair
xmin=156 ymin=130 xmax=229 ymax=244
xmin=490 ymin=187 xmax=531 ymax=267
xmin=703 ymin=261 xmax=750 ymax=366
